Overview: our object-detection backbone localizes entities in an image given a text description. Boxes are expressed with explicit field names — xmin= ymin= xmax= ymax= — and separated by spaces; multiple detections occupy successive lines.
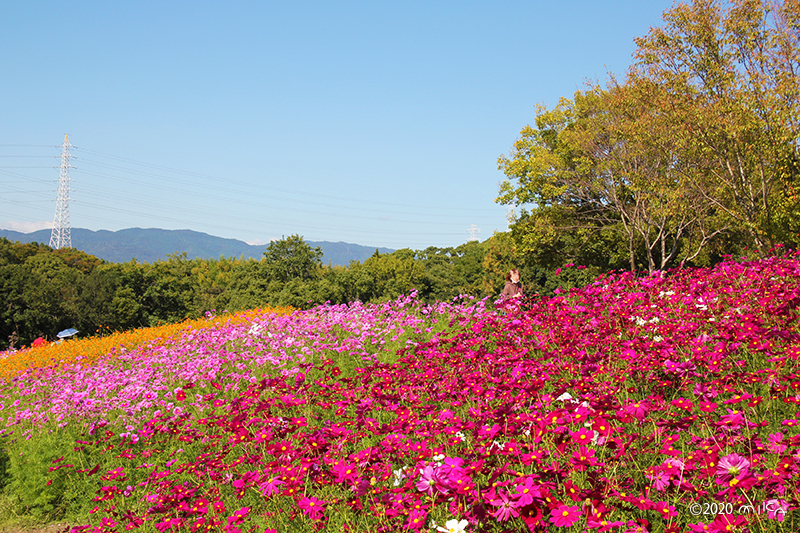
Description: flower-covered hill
xmin=3 ymin=255 xmax=800 ymax=532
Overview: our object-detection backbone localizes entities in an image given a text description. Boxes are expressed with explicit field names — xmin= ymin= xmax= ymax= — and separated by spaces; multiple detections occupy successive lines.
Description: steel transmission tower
xmin=467 ymin=224 xmax=480 ymax=242
xmin=49 ymin=134 xmax=74 ymax=249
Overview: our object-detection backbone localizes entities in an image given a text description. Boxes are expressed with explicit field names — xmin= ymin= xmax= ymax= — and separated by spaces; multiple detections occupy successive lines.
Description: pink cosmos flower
xmin=710 ymin=514 xmax=748 ymax=531
xmin=188 ymin=498 xmax=209 ymax=514
xmin=765 ymin=498 xmax=789 ymax=521
xmin=258 ymin=476 xmax=284 ymax=497
xmin=252 ymin=428 xmax=272 ymax=443
xmin=586 ymin=515 xmax=625 ymax=530
xmin=624 ymin=401 xmax=649 ymax=421
xmin=698 ymin=401 xmax=718 ymax=412
xmin=670 ymin=397 xmax=694 ymax=411
xmin=570 ymin=427 xmax=594 ymax=445
xmin=406 ymin=509 xmax=427 ymax=530
xmin=571 ymin=446 xmax=600 ymax=470
xmin=647 ymin=469 xmax=670 ymax=491
xmin=476 ymin=423 xmax=500 ymax=440
xmin=716 ymin=453 xmax=750 ymax=482
xmin=432 ymin=465 xmax=456 ymax=494
xmin=653 ymin=501 xmax=677 ymax=518
xmin=331 ymin=461 xmax=359 ymax=484
xmin=693 ymin=382 xmax=717 ymax=402
xmin=297 ymin=496 xmax=326 ymax=520
xmin=226 ymin=507 xmax=250 ymax=527
xmin=549 ymin=504 xmax=581 ymax=527
xmin=716 ymin=409 xmax=745 ymax=431
xmin=415 ymin=464 xmax=435 ymax=495
xmin=668 ymin=360 xmax=697 ymax=378
xmin=99 ymin=518 xmax=117 ymax=529
xmin=513 ymin=476 xmax=538 ymax=507
xmin=442 ymin=456 xmax=465 ymax=470
xmin=767 ymin=432 xmax=787 ymax=453
xmin=154 ymin=517 xmax=183 ymax=532
xmin=591 ymin=418 xmax=613 ymax=443
xmin=448 ymin=468 xmax=473 ymax=494
xmin=624 ymin=524 xmax=649 ymax=533
xmin=489 ymin=490 xmax=520 ymax=522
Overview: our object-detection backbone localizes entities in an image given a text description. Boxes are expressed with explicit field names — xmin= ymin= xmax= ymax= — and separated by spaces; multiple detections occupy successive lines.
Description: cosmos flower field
xmin=2 ymin=254 xmax=800 ymax=532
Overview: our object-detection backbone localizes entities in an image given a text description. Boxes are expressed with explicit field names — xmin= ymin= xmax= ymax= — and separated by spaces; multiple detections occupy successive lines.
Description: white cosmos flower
xmin=392 ymin=466 xmax=408 ymax=486
xmin=437 ymin=519 xmax=469 ymax=533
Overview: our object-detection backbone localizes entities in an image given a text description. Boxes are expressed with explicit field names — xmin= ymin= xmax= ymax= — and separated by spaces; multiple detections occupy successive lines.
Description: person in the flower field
xmin=501 ymin=268 xmax=523 ymax=300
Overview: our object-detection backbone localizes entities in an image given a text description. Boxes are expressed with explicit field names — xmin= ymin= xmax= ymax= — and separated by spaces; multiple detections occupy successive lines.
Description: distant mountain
xmin=0 ymin=228 xmax=394 ymax=266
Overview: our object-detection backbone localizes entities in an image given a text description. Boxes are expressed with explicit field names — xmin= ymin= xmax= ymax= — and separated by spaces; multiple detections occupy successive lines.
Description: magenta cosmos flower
xmin=489 ymin=490 xmax=520 ymax=522
xmin=298 ymin=496 xmax=326 ymax=520
xmin=549 ymin=504 xmax=581 ymax=527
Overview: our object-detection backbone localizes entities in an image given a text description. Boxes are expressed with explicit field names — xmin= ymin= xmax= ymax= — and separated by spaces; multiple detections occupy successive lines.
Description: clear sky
xmin=1 ymin=0 xmax=674 ymax=251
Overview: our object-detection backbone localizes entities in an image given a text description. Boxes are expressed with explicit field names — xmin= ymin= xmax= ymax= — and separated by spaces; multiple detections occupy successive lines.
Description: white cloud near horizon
xmin=245 ymin=238 xmax=278 ymax=246
xmin=0 ymin=221 xmax=53 ymax=233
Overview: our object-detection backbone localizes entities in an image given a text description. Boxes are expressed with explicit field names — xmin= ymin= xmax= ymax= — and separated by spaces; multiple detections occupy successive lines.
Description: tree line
xmin=1 ymin=229 xmax=616 ymax=351
xmin=0 ymin=235 xmax=516 ymax=350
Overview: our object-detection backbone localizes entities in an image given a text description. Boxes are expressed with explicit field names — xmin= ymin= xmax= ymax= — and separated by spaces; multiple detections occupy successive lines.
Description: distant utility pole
xmin=49 ymin=134 xmax=73 ymax=250
xmin=467 ymin=224 xmax=480 ymax=242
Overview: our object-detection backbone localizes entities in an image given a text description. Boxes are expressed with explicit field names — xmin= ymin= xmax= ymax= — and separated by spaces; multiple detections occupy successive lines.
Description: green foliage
xmin=481 ymin=230 xmax=613 ymax=298
xmin=629 ymin=0 xmax=800 ymax=250
xmin=0 ymin=238 xmax=50 ymax=266
xmin=142 ymin=252 xmax=199 ymax=324
xmin=18 ymin=254 xmax=82 ymax=341
xmin=3 ymin=428 xmax=85 ymax=520
xmin=498 ymin=0 xmax=800 ymax=273
xmin=262 ymin=234 xmax=323 ymax=283
xmin=0 ymin=446 xmax=9 ymax=490
xmin=191 ymin=255 xmax=240 ymax=312
xmin=111 ymin=286 xmax=146 ymax=328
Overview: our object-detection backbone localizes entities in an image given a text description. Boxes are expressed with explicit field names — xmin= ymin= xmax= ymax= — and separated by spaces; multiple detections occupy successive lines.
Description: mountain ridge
xmin=0 ymin=228 xmax=395 ymax=266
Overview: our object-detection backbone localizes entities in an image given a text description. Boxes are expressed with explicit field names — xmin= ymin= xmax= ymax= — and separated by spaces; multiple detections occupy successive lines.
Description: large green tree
xmin=262 ymin=235 xmax=323 ymax=283
xmin=497 ymin=88 xmax=696 ymax=273
xmin=142 ymin=253 xmax=199 ymax=324
xmin=631 ymin=0 xmax=800 ymax=250
xmin=498 ymin=0 xmax=799 ymax=271
xmin=18 ymin=253 xmax=82 ymax=341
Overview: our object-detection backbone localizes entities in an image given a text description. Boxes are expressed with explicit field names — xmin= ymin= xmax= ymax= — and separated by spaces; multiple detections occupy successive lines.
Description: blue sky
xmin=1 ymin=1 xmax=673 ymax=251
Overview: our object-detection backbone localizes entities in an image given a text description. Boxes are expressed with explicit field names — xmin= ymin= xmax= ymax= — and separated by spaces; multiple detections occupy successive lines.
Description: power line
xmin=0 ymin=144 xmax=56 ymax=148
xmin=71 ymin=167 xmax=466 ymax=224
xmin=72 ymin=146 xmax=501 ymax=214
xmin=2 ymin=141 xmax=505 ymax=248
